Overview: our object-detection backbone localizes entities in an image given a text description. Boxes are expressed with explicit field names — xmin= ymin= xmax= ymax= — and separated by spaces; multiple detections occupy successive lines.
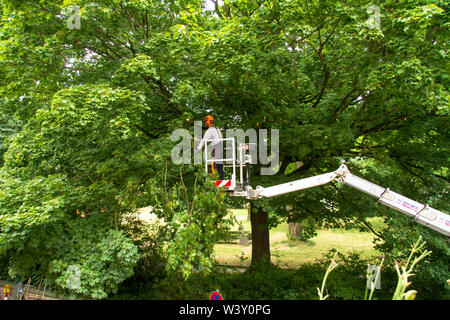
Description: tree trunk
xmin=250 ymin=203 xmax=271 ymax=266
xmin=289 ymin=222 xmax=303 ymax=240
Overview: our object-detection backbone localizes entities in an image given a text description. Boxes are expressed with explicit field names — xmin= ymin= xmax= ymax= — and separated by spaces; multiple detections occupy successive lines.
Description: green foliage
xmin=122 ymin=214 xmax=168 ymax=282
xmin=148 ymin=168 xmax=235 ymax=279
xmin=0 ymin=110 xmax=21 ymax=166
xmin=391 ymin=236 xmax=432 ymax=300
xmin=117 ymin=245 xmax=447 ymax=300
xmin=113 ymin=214 xmax=168 ymax=298
xmin=375 ymin=224 xmax=450 ymax=299
xmin=315 ymin=250 xmax=385 ymax=300
xmin=149 ymin=263 xmax=321 ymax=300
xmin=316 ymin=237 xmax=445 ymax=300
xmin=317 ymin=252 xmax=339 ymax=300
xmin=0 ymin=85 xmax=151 ymax=298
xmin=130 ymin=250 xmax=396 ymax=300
xmin=48 ymin=220 xmax=139 ymax=299
xmin=0 ymin=252 xmax=12 ymax=281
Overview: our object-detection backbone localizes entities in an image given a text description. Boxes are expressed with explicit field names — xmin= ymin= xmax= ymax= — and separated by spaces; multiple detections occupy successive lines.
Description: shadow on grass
xmin=275 ymin=239 xmax=316 ymax=247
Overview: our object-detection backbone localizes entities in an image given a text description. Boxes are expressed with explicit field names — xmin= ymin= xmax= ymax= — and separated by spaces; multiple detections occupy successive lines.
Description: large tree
xmin=173 ymin=0 xmax=449 ymax=269
xmin=0 ymin=0 xmax=232 ymax=298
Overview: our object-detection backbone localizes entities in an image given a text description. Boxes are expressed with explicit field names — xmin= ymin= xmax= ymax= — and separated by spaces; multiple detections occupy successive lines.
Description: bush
xmin=148 ymin=262 xmax=322 ymax=300
xmin=122 ymin=214 xmax=167 ymax=281
xmin=315 ymin=250 xmax=396 ymax=300
xmin=112 ymin=214 xmax=168 ymax=299
xmin=111 ymin=248 xmax=448 ymax=300
xmin=0 ymin=252 xmax=12 ymax=281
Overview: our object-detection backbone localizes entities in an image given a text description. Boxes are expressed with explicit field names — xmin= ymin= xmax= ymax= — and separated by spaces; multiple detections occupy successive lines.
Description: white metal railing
xmin=204 ymin=138 xmax=236 ymax=188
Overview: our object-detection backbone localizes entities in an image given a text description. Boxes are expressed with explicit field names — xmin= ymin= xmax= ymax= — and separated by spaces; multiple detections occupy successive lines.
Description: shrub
xmin=112 ymin=214 xmax=168 ymax=299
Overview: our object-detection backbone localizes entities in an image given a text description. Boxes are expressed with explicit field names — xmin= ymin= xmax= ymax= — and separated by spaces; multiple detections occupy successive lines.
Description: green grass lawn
xmin=214 ymin=209 xmax=382 ymax=268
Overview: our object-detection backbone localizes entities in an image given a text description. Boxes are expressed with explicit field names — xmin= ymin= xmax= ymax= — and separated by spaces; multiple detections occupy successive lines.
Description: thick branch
xmin=134 ymin=124 xmax=157 ymax=139
xmin=321 ymin=18 xmax=340 ymax=49
xmin=211 ymin=0 xmax=224 ymax=19
xmin=310 ymin=43 xmax=329 ymax=108
xmin=140 ymin=75 xmax=170 ymax=103
xmin=331 ymin=183 xmax=386 ymax=241
xmin=333 ymin=87 xmax=359 ymax=121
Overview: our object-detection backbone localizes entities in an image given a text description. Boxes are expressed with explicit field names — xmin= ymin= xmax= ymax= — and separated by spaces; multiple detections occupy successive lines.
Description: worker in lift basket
xmin=194 ymin=115 xmax=225 ymax=180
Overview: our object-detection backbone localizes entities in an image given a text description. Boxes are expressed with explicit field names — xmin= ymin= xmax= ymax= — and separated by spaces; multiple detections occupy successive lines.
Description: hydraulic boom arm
xmin=250 ymin=164 xmax=450 ymax=237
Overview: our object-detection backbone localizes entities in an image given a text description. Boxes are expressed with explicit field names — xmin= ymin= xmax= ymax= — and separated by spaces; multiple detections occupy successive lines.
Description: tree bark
xmin=289 ymin=222 xmax=303 ymax=240
xmin=250 ymin=203 xmax=271 ymax=266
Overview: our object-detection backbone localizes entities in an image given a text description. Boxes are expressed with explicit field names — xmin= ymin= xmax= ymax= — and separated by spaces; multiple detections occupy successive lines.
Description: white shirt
xmin=194 ymin=126 xmax=223 ymax=154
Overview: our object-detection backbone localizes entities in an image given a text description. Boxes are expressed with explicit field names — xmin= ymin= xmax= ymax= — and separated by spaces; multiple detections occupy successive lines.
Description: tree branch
xmin=321 ymin=18 xmax=340 ymax=49
xmin=211 ymin=0 xmax=224 ymax=19
xmin=333 ymin=87 xmax=359 ymax=121
xmin=308 ymin=41 xmax=329 ymax=108
xmin=134 ymin=124 xmax=158 ymax=139
xmin=331 ymin=183 xmax=386 ymax=241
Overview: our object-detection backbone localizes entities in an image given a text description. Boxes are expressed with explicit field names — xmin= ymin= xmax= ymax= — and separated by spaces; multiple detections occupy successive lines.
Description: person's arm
xmin=194 ymin=128 xmax=211 ymax=154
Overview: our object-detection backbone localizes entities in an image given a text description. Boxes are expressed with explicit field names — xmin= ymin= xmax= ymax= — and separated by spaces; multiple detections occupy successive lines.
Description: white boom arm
xmin=251 ymin=164 xmax=450 ymax=237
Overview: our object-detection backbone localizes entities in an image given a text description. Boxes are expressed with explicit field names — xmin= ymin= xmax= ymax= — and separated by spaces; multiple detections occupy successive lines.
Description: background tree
xmin=0 ymin=0 xmax=232 ymax=298
xmin=169 ymin=0 xmax=448 ymax=272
